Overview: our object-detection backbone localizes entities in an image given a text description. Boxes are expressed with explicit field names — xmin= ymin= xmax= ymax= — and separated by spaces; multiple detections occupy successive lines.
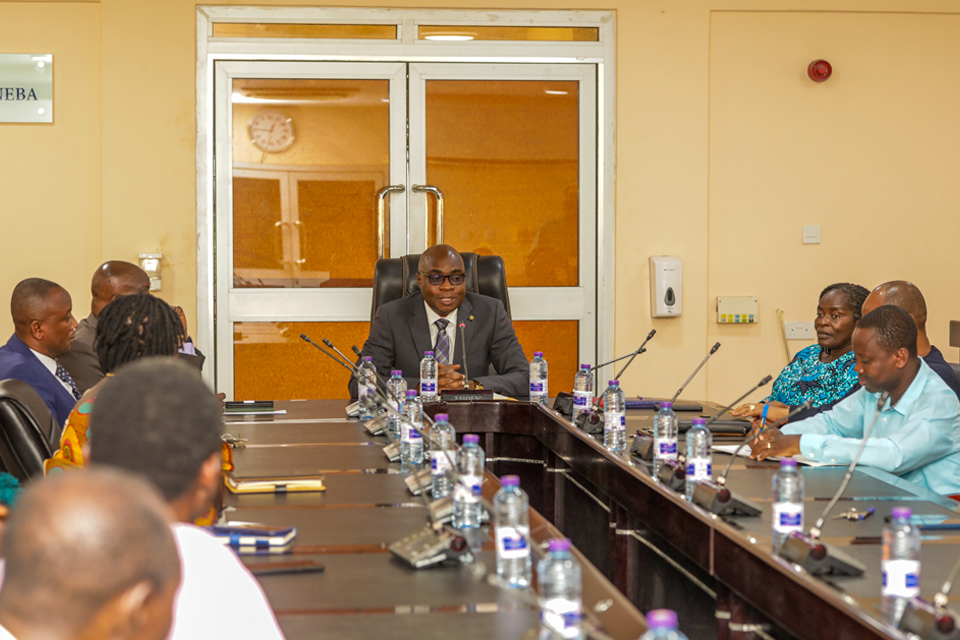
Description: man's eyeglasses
xmin=419 ymin=272 xmax=466 ymax=286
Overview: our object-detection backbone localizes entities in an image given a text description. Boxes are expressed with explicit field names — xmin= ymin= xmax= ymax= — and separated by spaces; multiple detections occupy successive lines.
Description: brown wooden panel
xmin=512 ymin=320 xmax=578 ymax=398
xmin=419 ymin=25 xmax=599 ymax=42
xmin=233 ymin=177 xmax=284 ymax=272
xmin=234 ymin=322 xmax=369 ymax=400
xmin=214 ymin=23 xmax=397 ymax=39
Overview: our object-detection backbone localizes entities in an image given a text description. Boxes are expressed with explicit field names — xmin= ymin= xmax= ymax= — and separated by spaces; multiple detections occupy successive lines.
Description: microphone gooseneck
xmin=703 ymin=375 xmax=773 ymax=433
xmin=669 ymin=342 xmax=721 ymax=404
xmin=590 ymin=347 xmax=648 ymax=373
xmin=717 ymin=399 xmax=814 ymax=486
xmin=809 ymin=390 xmax=890 ymax=538
xmin=613 ymin=329 xmax=657 ymax=381
xmin=300 ymin=334 xmax=357 ymax=375
xmin=323 ymin=338 xmax=358 ymax=369
xmin=458 ymin=322 xmax=469 ymax=384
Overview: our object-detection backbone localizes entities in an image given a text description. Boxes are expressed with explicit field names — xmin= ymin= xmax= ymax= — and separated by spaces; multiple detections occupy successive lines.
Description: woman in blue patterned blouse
xmin=733 ymin=282 xmax=869 ymax=420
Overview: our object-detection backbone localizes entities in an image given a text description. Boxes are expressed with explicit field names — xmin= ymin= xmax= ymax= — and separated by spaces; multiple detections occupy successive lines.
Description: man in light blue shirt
xmin=751 ymin=305 xmax=960 ymax=495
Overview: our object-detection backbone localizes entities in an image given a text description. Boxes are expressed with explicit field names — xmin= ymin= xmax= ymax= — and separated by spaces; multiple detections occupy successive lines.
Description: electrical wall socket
xmin=785 ymin=322 xmax=815 ymax=340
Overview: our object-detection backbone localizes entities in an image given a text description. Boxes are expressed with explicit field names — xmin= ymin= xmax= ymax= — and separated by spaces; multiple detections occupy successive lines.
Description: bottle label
xmin=420 ymin=379 xmax=437 ymax=395
xmin=604 ymin=410 xmax=625 ymax=433
xmin=431 ymin=450 xmax=452 ymax=476
xmin=772 ymin=503 xmax=804 ymax=533
xmin=685 ymin=458 xmax=712 ymax=481
xmin=455 ymin=474 xmax=482 ymax=503
xmin=654 ymin=438 xmax=678 ymax=460
xmin=541 ymin=597 xmax=582 ymax=637
xmin=401 ymin=421 xmax=422 ymax=443
xmin=530 ymin=381 xmax=545 ymax=395
xmin=495 ymin=525 xmax=530 ymax=559
xmin=882 ymin=560 xmax=921 ymax=598
xmin=573 ymin=390 xmax=593 ymax=410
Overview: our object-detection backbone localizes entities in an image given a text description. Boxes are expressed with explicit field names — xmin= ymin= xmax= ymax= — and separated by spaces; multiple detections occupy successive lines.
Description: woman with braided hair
xmin=45 ymin=293 xmax=185 ymax=472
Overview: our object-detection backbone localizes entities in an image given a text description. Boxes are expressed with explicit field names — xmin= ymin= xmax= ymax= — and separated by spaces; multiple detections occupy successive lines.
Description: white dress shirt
xmin=0 ymin=622 xmax=16 ymax=640
xmin=28 ymin=347 xmax=75 ymax=397
xmin=424 ymin=302 xmax=458 ymax=363
xmin=168 ymin=523 xmax=285 ymax=640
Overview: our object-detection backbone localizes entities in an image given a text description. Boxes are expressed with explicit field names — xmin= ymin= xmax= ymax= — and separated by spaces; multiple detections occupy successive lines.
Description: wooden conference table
xmin=223 ymin=398 xmax=960 ymax=640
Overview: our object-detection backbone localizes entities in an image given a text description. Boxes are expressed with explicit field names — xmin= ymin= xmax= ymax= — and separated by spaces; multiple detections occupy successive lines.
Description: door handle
xmin=273 ymin=220 xmax=291 ymax=266
xmin=376 ymin=185 xmax=405 ymax=259
xmin=293 ymin=219 xmax=306 ymax=265
xmin=412 ymin=185 xmax=444 ymax=245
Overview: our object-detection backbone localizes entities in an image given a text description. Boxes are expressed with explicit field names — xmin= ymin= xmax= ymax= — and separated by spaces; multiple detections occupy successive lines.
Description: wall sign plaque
xmin=0 ymin=54 xmax=53 ymax=123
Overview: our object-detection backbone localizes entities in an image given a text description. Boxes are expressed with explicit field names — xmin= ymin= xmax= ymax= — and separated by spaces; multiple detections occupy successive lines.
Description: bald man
xmin=350 ymin=244 xmax=529 ymax=398
xmin=0 ymin=278 xmax=79 ymax=426
xmin=59 ymin=261 xmax=206 ymax=393
xmin=0 ymin=469 xmax=180 ymax=640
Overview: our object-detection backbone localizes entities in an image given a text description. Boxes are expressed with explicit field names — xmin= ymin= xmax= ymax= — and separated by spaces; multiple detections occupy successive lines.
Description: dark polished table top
xmin=224 ymin=400 xmax=647 ymax=640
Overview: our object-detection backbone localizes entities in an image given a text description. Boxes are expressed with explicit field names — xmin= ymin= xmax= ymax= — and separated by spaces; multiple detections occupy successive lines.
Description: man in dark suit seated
xmin=0 ymin=278 xmax=80 ymax=426
xmin=59 ymin=261 xmax=206 ymax=393
xmin=350 ymin=244 xmax=529 ymax=398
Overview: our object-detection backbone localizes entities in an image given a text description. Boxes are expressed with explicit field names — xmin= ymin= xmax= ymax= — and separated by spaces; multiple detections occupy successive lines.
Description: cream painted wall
xmin=0 ymin=2 xmax=101 ymax=337
xmin=3 ymin=0 xmax=960 ymax=401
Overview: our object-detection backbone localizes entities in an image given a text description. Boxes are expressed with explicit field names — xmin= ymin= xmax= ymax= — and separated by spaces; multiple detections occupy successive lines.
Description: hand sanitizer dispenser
xmin=649 ymin=256 xmax=682 ymax=317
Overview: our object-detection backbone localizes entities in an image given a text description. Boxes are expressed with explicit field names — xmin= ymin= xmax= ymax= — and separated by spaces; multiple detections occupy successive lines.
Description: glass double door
xmin=215 ymin=60 xmax=597 ymax=400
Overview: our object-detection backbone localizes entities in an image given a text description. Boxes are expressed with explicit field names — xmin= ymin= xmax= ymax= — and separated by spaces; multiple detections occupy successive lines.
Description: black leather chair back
xmin=371 ymin=252 xmax=511 ymax=322
xmin=0 ymin=379 xmax=61 ymax=482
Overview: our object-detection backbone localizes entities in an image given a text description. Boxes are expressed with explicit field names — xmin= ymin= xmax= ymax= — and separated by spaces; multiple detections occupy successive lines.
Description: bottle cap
xmin=891 ymin=507 xmax=913 ymax=520
xmin=534 ymin=351 xmax=544 ymax=357
xmin=500 ymin=475 xmax=520 ymax=487
xmin=692 ymin=417 xmax=706 ymax=425
xmin=405 ymin=390 xmax=418 ymax=397
xmin=463 ymin=434 xmax=479 ymax=444
xmin=609 ymin=380 xmax=619 ymax=387
xmin=424 ymin=351 xmax=434 ymax=356
xmin=547 ymin=538 xmax=571 ymax=552
xmin=391 ymin=370 xmax=403 ymax=376
xmin=779 ymin=458 xmax=798 ymax=468
xmin=363 ymin=356 xmax=373 ymax=362
xmin=580 ymin=363 xmax=591 ymax=370
xmin=660 ymin=401 xmax=673 ymax=409
xmin=434 ymin=413 xmax=449 ymax=422
xmin=646 ymin=609 xmax=679 ymax=630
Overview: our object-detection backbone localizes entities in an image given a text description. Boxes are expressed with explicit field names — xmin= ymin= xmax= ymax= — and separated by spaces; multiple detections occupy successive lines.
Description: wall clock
xmin=248 ymin=110 xmax=295 ymax=153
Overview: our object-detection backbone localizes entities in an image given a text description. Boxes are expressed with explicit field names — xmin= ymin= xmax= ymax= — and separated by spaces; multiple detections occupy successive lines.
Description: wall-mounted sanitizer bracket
xmin=649 ymin=256 xmax=682 ymax=318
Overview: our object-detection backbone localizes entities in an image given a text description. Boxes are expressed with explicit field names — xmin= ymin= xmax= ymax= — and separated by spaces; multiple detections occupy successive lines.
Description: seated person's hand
xmin=216 ymin=392 xmax=226 ymax=411
xmin=437 ymin=363 xmax=466 ymax=390
xmin=731 ymin=401 xmax=788 ymax=423
xmin=749 ymin=427 xmax=802 ymax=460
xmin=173 ymin=305 xmax=190 ymax=339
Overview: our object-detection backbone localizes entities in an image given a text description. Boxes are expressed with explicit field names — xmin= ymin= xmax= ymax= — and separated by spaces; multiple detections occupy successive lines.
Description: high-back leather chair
xmin=0 ymin=379 xmax=62 ymax=482
xmin=370 ymin=252 xmax=511 ymax=322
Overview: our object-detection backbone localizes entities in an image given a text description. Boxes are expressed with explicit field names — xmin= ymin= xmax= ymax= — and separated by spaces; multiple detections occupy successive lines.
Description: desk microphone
xmin=300 ymin=334 xmax=357 ymax=375
xmin=589 ymin=347 xmax=647 ymax=373
xmin=899 ymin=554 xmax=960 ymax=639
xmin=777 ymin=391 xmax=889 ymax=577
xmin=323 ymin=338 xmax=358 ymax=370
xmin=613 ymin=329 xmax=656 ymax=381
xmin=669 ymin=342 xmax=721 ymax=405
xmin=715 ymin=399 xmax=814 ymax=487
xmin=688 ymin=375 xmax=772 ymax=517
xmin=324 ymin=337 xmax=391 ymax=398
xmin=458 ymin=322 xmax=469 ymax=384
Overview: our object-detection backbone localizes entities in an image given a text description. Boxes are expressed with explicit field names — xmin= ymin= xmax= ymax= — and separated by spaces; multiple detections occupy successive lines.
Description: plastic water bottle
xmin=401 ymin=390 xmax=423 ymax=465
xmin=684 ymin=417 xmax=712 ymax=500
xmin=452 ymin=434 xmax=484 ymax=529
xmin=494 ymin=475 xmax=532 ymax=588
xmin=431 ymin=413 xmax=456 ymax=499
xmin=420 ymin=351 xmax=438 ymax=402
xmin=652 ymin=402 xmax=678 ymax=477
xmin=602 ymin=380 xmax=626 ymax=452
xmin=357 ymin=357 xmax=378 ymax=422
xmin=639 ymin=609 xmax=688 ymax=640
xmin=882 ymin=506 xmax=921 ymax=625
xmin=573 ymin=364 xmax=594 ymax=419
xmin=530 ymin=352 xmax=549 ymax=405
xmin=538 ymin=538 xmax=582 ymax=640
xmin=386 ymin=370 xmax=406 ymax=439
xmin=772 ymin=458 xmax=804 ymax=551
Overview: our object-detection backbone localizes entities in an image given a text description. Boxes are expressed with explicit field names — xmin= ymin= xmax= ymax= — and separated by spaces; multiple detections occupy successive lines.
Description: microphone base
xmin=405 ymin=468 xmax=433 ymax=496
xmin=575 ymin=410 xmax=603 ymax=436
xmin=383 ymin=442 xmax=401 ymax=462
xmin=630 ymin=433 xmax=655 ymax=461
xmin=691 ymin=480 xmax=762 ymax=517
xmin=899 ymin=598 xmax=960 ymax=640
xmin=553 ymin=392 xmax=575 ymax=417
xmin=388 ymin=524 xmax=473 ymax=570
xmin=655 ymin=459 xmax=686 ymax=492
xmin=777 ymin=531 xmax=865 ymax=577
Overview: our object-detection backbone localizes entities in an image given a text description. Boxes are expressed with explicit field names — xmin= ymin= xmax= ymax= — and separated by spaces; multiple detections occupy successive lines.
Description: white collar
xmin=0 ymin=621 xmax=19 ymax=640
xmin=424 ymin=301 xmax=457 ymax=329
xmin=28 ymin=347 xmax=58 ymax=376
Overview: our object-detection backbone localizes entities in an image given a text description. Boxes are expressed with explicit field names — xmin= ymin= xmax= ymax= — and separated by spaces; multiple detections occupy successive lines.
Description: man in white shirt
xmin=0 ymin=469 xmax=180 ymax=640
xmin=0 ymin=278 xmax=80 ymax=426
xmin=88 ymin=358 xmax=286 ymax=640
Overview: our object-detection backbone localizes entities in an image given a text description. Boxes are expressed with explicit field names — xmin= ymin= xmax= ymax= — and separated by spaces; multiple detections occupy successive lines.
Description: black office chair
xmin=370 ymin=252 xmax=512 ymax=323
xmin=0 ymin=379 xmax=62 ymax=482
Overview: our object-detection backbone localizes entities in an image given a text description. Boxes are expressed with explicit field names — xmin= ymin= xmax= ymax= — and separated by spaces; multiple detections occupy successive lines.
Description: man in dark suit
xmin=350 ymin=244 xmax=529 ymax=398
xmin=59 ymin=260 xmax=206 ymax=393
xmin=0 ymin=278 xmax=80 ymax=426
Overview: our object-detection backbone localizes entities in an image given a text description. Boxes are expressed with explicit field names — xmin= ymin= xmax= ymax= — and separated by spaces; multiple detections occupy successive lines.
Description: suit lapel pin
xmin=469 ymin=315 xmax=474 ymax=322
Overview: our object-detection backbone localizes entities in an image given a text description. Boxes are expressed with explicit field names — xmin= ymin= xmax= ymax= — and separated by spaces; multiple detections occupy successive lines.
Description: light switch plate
xmin=785 ymin=321 xmax=815 ymax=340
xmin=803 ymin=225 xmax=821 ymax=244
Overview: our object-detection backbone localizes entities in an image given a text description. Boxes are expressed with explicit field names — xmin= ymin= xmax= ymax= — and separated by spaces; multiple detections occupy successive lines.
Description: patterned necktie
xmin=55 ymin=362 xmax=82 ymax=400
xmin=434 ymin=318 xmax=451 ymax=365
